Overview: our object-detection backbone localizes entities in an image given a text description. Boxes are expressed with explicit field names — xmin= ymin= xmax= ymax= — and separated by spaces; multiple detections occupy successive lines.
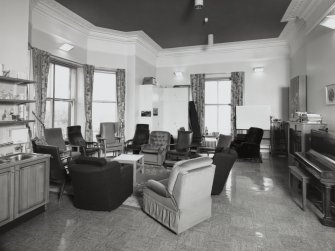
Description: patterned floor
xmin=1 ymin=156 xmax=335 ymax=251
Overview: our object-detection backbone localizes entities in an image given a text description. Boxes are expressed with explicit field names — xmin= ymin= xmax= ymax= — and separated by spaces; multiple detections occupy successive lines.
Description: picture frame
xmin=141 ymin=111 xmax=151 ymax=117
xmin=153 ymin=108 xmax=158 ymax=116
xmin=326 ymin=84 xmax=335 ymax=105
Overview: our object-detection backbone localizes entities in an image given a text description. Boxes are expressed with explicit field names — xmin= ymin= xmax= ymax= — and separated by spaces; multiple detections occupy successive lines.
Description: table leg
xmin=133 ymin=161 xmax=136 ymax=187
xmin=141 ymin=157 xmax=144 ymax=174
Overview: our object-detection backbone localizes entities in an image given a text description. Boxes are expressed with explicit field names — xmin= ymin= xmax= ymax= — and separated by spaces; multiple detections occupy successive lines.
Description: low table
xmin=112 ymin=154 xmax=144 ymax=186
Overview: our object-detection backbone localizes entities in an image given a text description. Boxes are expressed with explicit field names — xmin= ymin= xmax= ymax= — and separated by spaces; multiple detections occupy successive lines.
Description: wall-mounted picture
xmin=141 ymin=111 xmax=151 ymax=117
xmin=153 ymin=108 xmax=158 ymax=116
xmin=326 ymin=84 xmax=335 ymax=105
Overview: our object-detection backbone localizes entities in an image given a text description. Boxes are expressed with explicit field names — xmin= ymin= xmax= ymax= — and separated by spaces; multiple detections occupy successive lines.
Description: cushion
xmin=167 ymin=157 xmax=213 ymax=194
xmin=74 ymin=157 xmax=107 ymax=167
xmin=141 ymin=144 xmax=162 ymax=154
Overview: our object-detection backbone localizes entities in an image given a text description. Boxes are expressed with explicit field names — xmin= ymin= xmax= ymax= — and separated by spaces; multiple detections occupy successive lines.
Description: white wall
xmin=157 ymin=41 xmax=290 ymax=121
xmin=290 ymin=26 xmax=335 ymax=132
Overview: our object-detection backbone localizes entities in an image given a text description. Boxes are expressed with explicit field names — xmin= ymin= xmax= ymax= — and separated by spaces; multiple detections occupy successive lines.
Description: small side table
xmin=289 ymin=165 xmax=310 ymax=210
xmin=113 ymin=154 xmax=144 ymax=187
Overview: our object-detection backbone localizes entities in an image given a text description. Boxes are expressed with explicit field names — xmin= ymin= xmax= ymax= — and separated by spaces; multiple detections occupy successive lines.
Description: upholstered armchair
xmin=230 ymin=127 xmax=264 ymax=162
xmin=96 ymin=122 xmax=123 ymax=157
xmin=143 ymin=157 xmax=216 ymax=234
xmin=125 ymin=124 xmax=150 ymax=154
xmin=140 ymin=131 xmax=171 ymax=166
xmin=67 ymin=125 xmax=100 ymax=157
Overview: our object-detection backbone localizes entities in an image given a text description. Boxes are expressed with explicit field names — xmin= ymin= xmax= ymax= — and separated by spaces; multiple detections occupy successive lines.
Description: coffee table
xmin=112 ymin=154 xmax=144 ymax=186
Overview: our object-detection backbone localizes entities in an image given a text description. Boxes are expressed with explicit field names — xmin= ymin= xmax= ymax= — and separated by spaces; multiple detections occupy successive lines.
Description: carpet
xmin=122 ymin=165 xmax=170 ymax=209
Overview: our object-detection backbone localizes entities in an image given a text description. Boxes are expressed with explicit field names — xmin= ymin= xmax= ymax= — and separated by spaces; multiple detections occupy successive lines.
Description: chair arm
xmin=146 ymin=180 xmax=171 ymax=198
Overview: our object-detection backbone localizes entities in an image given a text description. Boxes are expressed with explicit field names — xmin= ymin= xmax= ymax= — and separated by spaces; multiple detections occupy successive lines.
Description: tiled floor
xmin=1 ymin=156 xmax=335 ymax=251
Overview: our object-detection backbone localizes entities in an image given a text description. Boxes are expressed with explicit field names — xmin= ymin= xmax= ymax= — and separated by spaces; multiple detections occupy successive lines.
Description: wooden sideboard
xmin=0 ymin=153 xmax=50 ymax=227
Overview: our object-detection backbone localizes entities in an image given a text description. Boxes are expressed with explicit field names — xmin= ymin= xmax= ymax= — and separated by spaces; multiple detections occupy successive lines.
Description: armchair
xmin=141 ymin=131 xmax=171 ymax=166
xmin=44 ymin=128 xmax=81 ymax=161
xmin=143 ymin=157 xmax=215 ymax=234
xmin=125 ymin=124 xmax=149 ymax=154
xmin=165 ymin=130 xmax=193 ymax=166
xmin=230 ymin=127 xmax=264 ymax=162
xmin=33 ymin=144 xmax=70 ymax=201
xmin=96 ymin=122 xmax=123 ymax=157
xmin=67 ymin=125 xmax=100 ymax=157
xmin=68 ymin=157 xmax=133 ymax=211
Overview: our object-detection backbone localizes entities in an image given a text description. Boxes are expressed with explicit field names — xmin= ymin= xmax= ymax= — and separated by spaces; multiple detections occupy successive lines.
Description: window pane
xmin=92 ymin=102 xmax=117 ymax=136
xmin=205 ymin=81 xmax=217 ymax=104
xmin=218 ymin=105 xmax=231 ymax=135
xmin=54 ymin=65 xmax=70 ymax=99
xmin=205 ymin=105 xmax=218 ymax=133
xmin=218 ymin=81 xmax=231 ymax=104
xmin=93 ymin=72 xmax=116 ymax=101
xmin=47 ymin=64 xmax=54 ymax=98
xmin=54 ymin=101 xmax=70 ymax=136
xmin=45 ymin=101 xmax=52 ymax=128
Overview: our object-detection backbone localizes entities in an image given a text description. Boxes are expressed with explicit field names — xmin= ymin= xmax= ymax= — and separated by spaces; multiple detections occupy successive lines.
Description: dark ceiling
xmin=55 ymin=0 xmax=291 ymax=49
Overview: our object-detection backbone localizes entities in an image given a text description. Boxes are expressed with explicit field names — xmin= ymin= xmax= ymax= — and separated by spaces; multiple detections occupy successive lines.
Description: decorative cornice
xmin=158 ymin=38 xmax=289 ymax=57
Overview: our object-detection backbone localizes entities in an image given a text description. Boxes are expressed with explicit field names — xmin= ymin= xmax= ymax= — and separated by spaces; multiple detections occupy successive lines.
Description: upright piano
xmin=294 ymin=130 xmax=335 ymax=227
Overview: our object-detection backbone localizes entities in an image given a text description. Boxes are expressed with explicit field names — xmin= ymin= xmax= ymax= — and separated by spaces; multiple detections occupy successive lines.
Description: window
xmin=45 ymin=63 xmax=75 ymax=135
xmin=92 ymin=71 xmax=117 ymax=136
xmin=205 ymin=79 xmax=231 ymax=135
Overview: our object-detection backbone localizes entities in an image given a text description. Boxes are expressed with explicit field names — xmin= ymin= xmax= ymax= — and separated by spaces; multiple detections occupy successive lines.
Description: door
xmin=0 ymin=167 xmax=14 ymax=227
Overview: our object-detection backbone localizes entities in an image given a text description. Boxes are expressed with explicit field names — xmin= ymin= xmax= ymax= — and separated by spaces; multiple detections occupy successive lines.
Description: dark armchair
xmin=45 ymin=128 xmax=81 ymax=161
xmin=125 ymin=124 xmax=149 ymax=154
xmin=33 ymin=143 xmax=70 ymax=201
xmin=67 ymin=125 xmax=100 ymax=157
xmin=211 ymin=149 xmax=238 ymax=195
xmin=230 ymin=127 xmax=264 ymax=162
xmin=165 ymin=130 xmax=193 ymax=166
xmin=68 ymin=157 xmax=133 ymax=211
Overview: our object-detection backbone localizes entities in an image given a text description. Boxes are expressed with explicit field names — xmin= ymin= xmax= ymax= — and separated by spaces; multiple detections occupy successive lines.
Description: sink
xmin=5 ymin=153 xmax=37 ymax=162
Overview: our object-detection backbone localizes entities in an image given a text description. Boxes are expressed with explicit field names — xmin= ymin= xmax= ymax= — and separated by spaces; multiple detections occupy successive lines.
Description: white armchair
xmin=142 ymin=157 xmax=215 ymax=234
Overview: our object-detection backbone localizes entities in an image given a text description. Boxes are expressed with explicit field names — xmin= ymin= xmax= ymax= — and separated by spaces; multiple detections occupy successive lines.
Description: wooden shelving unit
xmin=0 ymin=99 xmax=36 ymax=105
xmin=0 ymin=120 xmax=35 ymax=126
xmin=0 ymin=76 xmax=35 ymax=85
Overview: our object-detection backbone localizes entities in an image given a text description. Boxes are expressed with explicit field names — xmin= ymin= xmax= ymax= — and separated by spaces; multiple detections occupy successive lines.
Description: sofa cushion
xmin=167 ymin=157 xmax=213 ymax=194
xmin=141 ymin=144 xmax=162 ymax=154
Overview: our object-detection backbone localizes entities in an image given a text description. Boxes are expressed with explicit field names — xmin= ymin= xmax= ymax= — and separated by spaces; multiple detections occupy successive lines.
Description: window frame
xmin=204 ymin=78 xmax=231 ymax=134
xmin=47 ymin=61 xmax=75 ymax=128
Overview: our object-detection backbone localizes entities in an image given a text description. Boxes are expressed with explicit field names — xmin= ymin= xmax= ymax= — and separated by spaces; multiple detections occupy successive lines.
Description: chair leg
xmin=58 ymin=181 xmax=66 ymax=202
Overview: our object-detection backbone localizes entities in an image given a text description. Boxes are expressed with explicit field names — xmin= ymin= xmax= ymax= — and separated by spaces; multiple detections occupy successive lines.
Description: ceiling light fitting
xmin=195 ymin=0 xmax=203 ymax=10
xmin=59 ymin=43 xmax=74 ymax=52
xmin=320 ymin=15 xmax=335 ymax=29
xmin=253 ymin=67 xmax=264 ymax=73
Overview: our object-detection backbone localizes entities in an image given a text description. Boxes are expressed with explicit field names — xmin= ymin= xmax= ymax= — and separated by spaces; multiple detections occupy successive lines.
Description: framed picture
xmin=326 ymin=84 xmax=335 ymax=105
xmin=153 ymin=108 xmax=158 ymax=116
xmin=141 ymin=111 xmax=151 ymax=117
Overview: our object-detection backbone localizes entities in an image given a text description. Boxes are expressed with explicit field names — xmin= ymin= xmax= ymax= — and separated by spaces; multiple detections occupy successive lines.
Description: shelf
xmin=0 ymin=99 xmax=35 ymax=105
xmin=0 ymin=76 xmax=35 ymax=85
xmin=0 ymin=120 xmax=35 ymax=126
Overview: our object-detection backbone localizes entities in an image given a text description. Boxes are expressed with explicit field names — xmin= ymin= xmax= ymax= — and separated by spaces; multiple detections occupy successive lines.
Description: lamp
xmin=174 ymin=71 xmax=183 ymax=78
xmin=195 ymin=0 xmax=203 ymax=10
xmin=253 ymin=67 xmax=264 ymax=73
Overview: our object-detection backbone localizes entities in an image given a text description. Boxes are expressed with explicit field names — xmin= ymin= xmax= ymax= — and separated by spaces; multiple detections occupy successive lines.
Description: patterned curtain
xmin=32 ymin=47 xmax=51 ymax=138
xmin=231 ymin=72 xmax=245 ymax=138
xmin=83 ymin=65 xmax=95 ymax=141
xmin=116 ymin=69 xmax=126 ymax=139
xmin=190 ymin=74 xmax=206 ymax=134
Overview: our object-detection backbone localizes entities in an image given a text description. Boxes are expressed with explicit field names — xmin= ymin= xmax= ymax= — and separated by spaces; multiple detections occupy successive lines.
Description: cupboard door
xmin=15 ymin=162 xmax=47 ymax=216
xmin=0 ymin=168 xmax=13 ymax=227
